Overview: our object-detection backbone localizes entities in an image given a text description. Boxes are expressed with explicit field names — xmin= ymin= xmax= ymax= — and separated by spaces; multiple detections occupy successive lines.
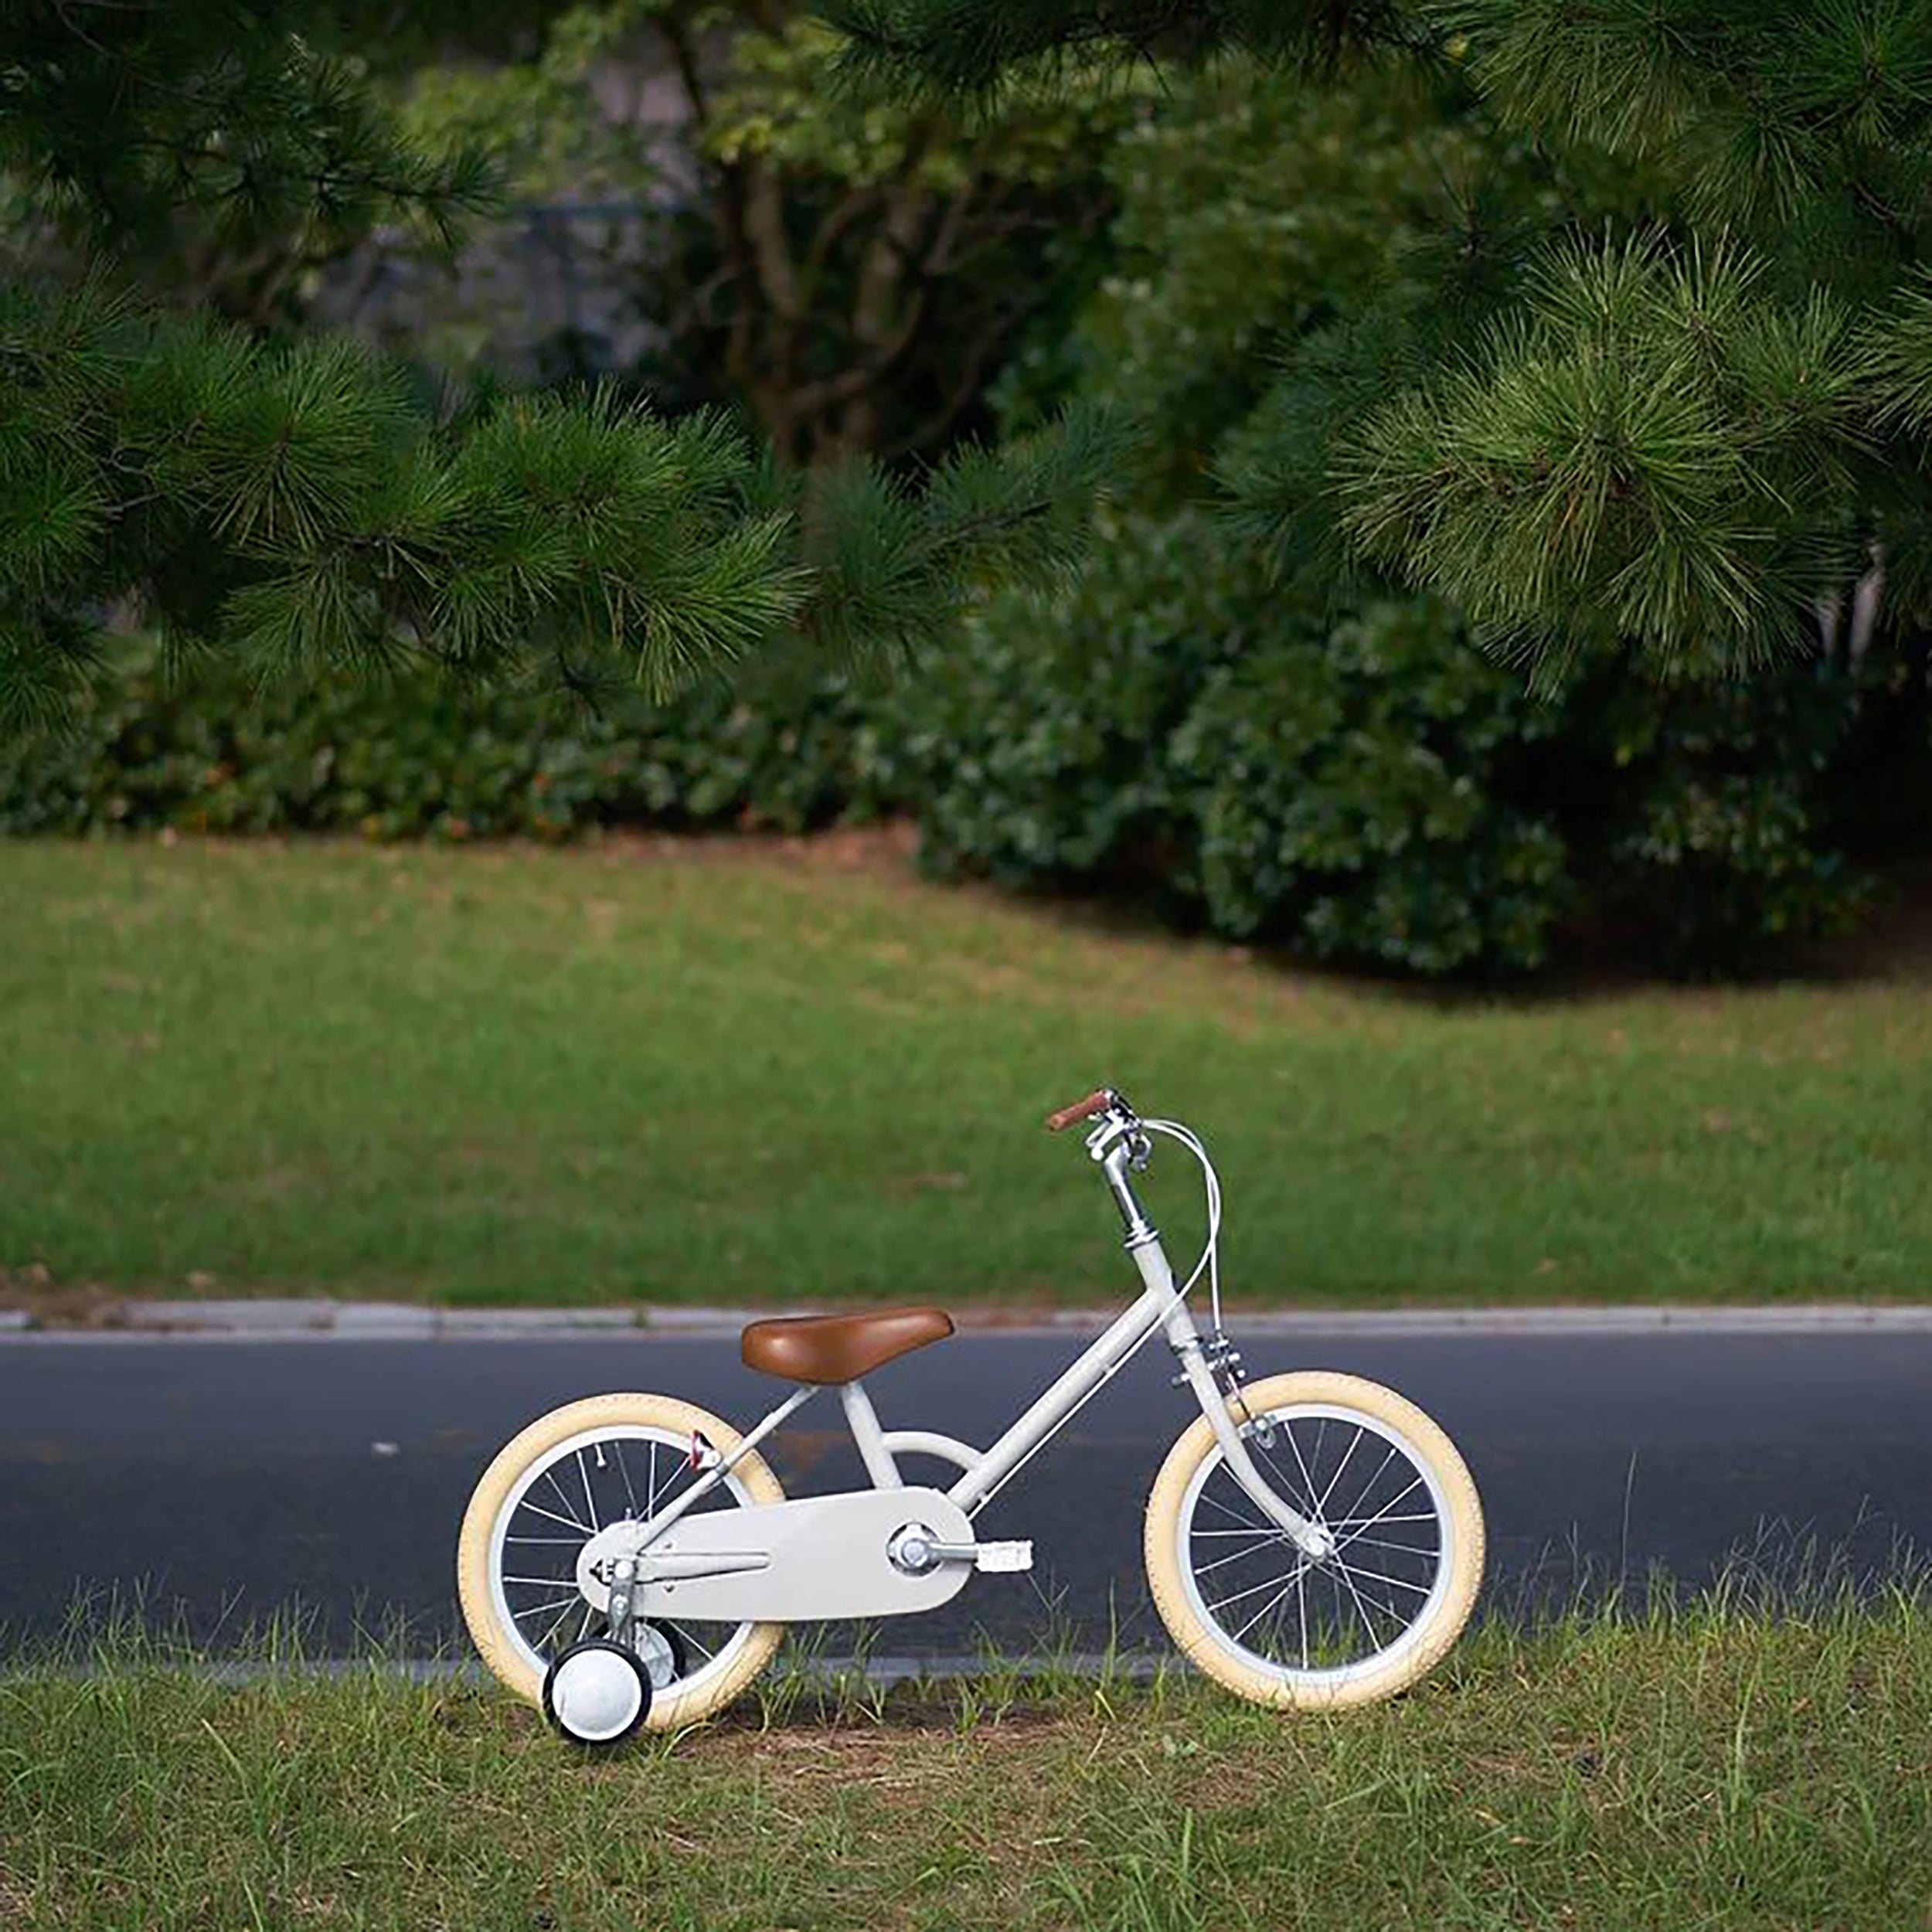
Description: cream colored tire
xmin=457 ymin=1393 xmax=785 ymax=1731
xmin=1145 ymin=1371 xmax=1484 ymax=1709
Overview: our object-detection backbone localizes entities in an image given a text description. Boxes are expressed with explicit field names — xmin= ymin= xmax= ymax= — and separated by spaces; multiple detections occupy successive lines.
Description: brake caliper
xmin=1206 ymin=1332 xmax=1275 ymax=1448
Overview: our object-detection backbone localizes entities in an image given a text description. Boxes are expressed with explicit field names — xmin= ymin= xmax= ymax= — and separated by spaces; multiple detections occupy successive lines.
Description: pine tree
xmin=0 ymin=0 xmax=1124 ymax=735
xmin=825 ymin=0 xmax=1932 ymax=678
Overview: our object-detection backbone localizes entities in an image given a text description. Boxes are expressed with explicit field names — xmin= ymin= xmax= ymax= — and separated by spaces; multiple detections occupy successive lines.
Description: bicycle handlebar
xmin=1044 ymin=1087 xmax=1117 ymax=1133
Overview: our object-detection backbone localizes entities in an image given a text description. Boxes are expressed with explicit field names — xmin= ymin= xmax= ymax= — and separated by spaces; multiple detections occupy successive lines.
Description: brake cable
xmin=1141 ymin=1117 xmax=1225 ymax=1337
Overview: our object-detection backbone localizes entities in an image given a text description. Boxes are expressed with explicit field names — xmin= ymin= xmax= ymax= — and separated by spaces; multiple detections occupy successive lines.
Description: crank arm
xmin=887 ymin=1527 xmax=1034 ymax=1575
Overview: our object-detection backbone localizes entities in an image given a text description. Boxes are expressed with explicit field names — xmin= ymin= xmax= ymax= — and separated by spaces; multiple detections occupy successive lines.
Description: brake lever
xmin=1083 ymin=1111 xmax=1154 ymax=1174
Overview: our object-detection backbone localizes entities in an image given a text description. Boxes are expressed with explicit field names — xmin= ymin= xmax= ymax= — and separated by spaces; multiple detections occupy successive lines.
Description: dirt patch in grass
xmin=0 ymin=1866 xmax=33 ymax=1930
xmin=597 ymin=818 xmax=923 ymax=880
xmin=0 ymin=1268 xmax=131 ymax=1328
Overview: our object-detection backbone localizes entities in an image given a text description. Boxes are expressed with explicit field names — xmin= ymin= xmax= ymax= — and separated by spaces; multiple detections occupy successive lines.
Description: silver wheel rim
xmin=634 ymin=1621 xmax=679 ymax=1690
xmin=1175 ymin=1402 xmax=1455 ymax=1690
xmin=488 ymin=1423 xmax=760 ymax=1702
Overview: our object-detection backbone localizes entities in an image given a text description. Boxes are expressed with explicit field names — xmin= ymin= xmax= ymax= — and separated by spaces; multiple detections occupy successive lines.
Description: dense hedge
xmin=0 ymin=645 xmax=880 ymax=842
xmin=866 ymin=511 xmax=1927 ymax=976
xmin=4 ymin=510 xmax=1926 ymax=978
xmin=865 ymin=522 xmax=1570 ymax=974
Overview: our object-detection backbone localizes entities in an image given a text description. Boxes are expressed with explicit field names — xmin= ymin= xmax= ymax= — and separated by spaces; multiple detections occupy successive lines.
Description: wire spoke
xmin=535 ymin=1600 xmax=579 ymax=1652
xmin=1199 ymin=1487 xmax=1271 ymax=1532
xmin=1328 ymin=1439 xmax=1400 ymax=1525
xmin=1253 ymin=1434 xmax=1320 ymax=1518
xmin=668 ymin=1621 xmax=717 ymax=1662
xmin=615 ymin=1440 xmax=642 ymax=1519
xmin=1331 ymin=1558 xmax=1433 ymax=1596
xmin=1335 ymin=1573 xmax=1407 ymax=1628
xmin=1328 ymin=1543 xmax=1392 ymax=1649
xmin=1312 ymin=1427 xmax=1372 ymax=1522
xmin=512 ymin=1595 xmax=580 ymax=1622
xmin=1208 ymin=1558 xmax=1316 ymax=1620
xmin=1283 ymin=1420 xmax=1328 ymax=1524
xmin=1192 ymin=1539 xmax=1284 ymax=1578
xmin=515 ymin=1498 xmax=595 ymax=1536
xmin=542 ymin=1467 xmax=590 ymax=1529
xmin=1233 ymin=1569 xmax=1305 ymax=1646
xmin=1338 ymin=1529 xmax=1440 ymax=1562
xmin=1333 ymin=1475 xmax=1427 ymax=1552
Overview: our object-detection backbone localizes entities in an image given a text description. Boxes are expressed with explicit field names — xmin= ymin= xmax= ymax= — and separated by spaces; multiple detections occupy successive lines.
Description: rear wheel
xmin=1145 ymin=1372 xmax=1484 ymax=1709
xmin=457 ymin=1393 xmax=785 ymax=1730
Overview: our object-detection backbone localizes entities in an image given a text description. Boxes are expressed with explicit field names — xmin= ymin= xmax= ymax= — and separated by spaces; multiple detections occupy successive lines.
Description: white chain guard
xmin=582 ymin=1486 xmax=978 ymax=1622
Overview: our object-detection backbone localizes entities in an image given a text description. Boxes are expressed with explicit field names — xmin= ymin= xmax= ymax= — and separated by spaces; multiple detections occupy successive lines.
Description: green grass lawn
xmin=3 ymin=1599 xmax=1927 ymax=1930
xmin=2 ymin=832 xmax=1929 ymax=1311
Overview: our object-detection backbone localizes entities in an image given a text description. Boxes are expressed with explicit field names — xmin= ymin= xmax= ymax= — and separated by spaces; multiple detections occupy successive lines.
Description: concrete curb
xmin=5 ymin=1298 xmax=1932 ymax=1338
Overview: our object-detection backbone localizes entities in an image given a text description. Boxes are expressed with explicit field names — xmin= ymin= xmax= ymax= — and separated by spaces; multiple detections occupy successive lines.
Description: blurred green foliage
xmin=0 ymin=641 xmax=877 ymax=845
xmin=10 ymin=31 xmax=1928 ymax=981
xmin=8 ymin=529 xmax=1920 ymax=977
xmin=400 ymin=1 xmax=1138 ymax=463
xmin=827 ymin=0 xmax=1932 ymax=675
xmin=994 ymin=70 xmax=1488 ymax=488
xmin=869 ymin=508 xmax=1916 ymax=977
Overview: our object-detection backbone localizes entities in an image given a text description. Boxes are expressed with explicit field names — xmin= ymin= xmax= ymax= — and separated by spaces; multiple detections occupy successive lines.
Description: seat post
xmin=839 ymin=1382 xmax=903 ymax=1489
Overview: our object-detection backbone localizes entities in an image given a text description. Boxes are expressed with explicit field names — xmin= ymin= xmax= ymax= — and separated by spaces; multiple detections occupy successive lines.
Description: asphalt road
xmin=2 ymin=1328 xmax=1926 ymax=1664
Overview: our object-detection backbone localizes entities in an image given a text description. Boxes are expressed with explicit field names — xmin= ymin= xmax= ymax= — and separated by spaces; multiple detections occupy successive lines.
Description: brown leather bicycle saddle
xmin=740 ymin=1308 xmax=954 ymax=1384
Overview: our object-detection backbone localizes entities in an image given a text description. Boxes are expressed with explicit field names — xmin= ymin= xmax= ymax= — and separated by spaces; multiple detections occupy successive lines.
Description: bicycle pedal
xmin=973 ymin=1541 xmax=1033 ymax=1573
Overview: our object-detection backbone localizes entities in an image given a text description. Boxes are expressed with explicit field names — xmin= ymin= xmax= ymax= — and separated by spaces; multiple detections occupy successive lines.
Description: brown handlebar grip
xmin=1045 ymin=1088 xmax=1113 ymax=1133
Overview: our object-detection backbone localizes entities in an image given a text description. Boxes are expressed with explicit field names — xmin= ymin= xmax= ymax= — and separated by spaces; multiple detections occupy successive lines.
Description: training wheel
xmin=542 ymin=1639 xmax=653 ymax=1747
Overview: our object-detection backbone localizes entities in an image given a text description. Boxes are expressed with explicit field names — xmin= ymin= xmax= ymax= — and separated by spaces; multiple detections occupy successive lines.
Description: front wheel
xmin=1145 ymin=1372 xmax=1484 ymax=1709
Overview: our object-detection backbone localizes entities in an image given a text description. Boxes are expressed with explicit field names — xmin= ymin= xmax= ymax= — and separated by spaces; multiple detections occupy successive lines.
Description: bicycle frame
xmin=633 ymin=1114 xmax=1325 ymax=1560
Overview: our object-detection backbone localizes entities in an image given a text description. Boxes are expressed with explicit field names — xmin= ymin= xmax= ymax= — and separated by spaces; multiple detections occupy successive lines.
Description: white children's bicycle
xmin=457 ymin=1087 xmax=1485 ymax=1745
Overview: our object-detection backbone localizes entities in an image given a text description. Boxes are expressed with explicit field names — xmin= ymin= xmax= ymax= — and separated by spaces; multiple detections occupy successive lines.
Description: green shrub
xmin=1172 ymin=599 xmax=1572 ymax=973
xmin=861 ymin=511 xmax=1573 ymax=974
xmin=856 ymin=512 xmax=1251 ymax=893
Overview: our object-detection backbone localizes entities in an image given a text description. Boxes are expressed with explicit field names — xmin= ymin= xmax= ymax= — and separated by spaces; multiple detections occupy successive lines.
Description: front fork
xmin=1169 ymin=1335 xmax=1334 ymax=1561
xmin=1095 ymin=1117 xmax=1333 ymax=1564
